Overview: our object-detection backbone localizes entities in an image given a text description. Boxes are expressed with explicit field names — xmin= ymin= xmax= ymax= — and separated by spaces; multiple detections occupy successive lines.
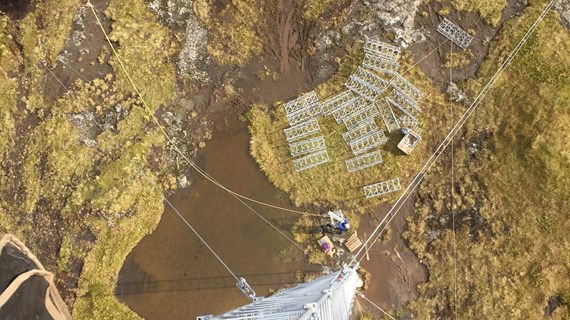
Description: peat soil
xmin=357 ymin=198 xmax=428 ymax=316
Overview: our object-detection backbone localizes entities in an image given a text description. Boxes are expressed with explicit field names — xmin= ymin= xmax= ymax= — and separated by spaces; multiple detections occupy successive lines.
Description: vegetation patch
xmin=404 ymin=3 xmax=570 ymax=318
xmin=440 ymin=0 xmax=508 ymax=26
xmin=247 ymin=43 xmax=455 ymax=212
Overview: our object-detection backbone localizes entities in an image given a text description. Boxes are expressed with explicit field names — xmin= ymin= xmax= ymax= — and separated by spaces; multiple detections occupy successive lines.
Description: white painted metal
xmin=349 ymin=131 xmax=387 ymax=155
xmin=380 ymin=69 xmax=424 ymax=102
xmin=437 ymin=18 xmax=474 ymax=49
xmin=345 ymin=150 xmax=383 ymax=172
xmin=345 ymin=67 xmax=389 ymax=101
xmin=399 ymin=115 xmax=419 ymax=128
xmin=284 ymin=118 xmax=321 ymax=142
xmin=284 ymin=91 xmax=319 ymax=115
xmin=286 ymin=102 xmax=322 ymax=125
xmin=320 ymin=91 xmax=357 ymax=115
xmin=364 ymin=178 xmax=401 ymax=198
xmin=387 ymin=91 xmax=421 ymax=118
xmin=343 ymin=106 xmax=379 ymax=130
xmin=289 ymin=136 xmax=326 ymax=157
xmin=363 ymin=38 xmax=400 ymax=60
xmin=293 ymin=149 xmax=330 ymax=172
xmin=362 ymin=53 xmax=399 ymax=73
xmin=342 ymin=118 xmax=378 ymax=143
xmin=376 ymin=99 xmax=400 ymax=132
xmin=331 ymin=97 xmax=369 ymax=124
xmin=203 ymin=267 xmax=359 ymax=320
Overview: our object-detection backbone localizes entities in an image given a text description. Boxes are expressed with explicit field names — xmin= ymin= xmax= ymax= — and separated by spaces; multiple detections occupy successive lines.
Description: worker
xmin=337 ymin=218 xmax=350 ymax=234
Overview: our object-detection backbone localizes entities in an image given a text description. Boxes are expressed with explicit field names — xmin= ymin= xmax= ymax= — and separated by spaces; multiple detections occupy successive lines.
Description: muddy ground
xmin=1 ymin=0 xmax=544 ymax=316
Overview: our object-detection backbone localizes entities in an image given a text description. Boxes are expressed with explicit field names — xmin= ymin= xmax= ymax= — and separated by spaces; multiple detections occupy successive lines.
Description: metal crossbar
xmin=320 ymin=91 xmax=357 ymax=115
xmin=343 ymin=106 xmax=380 ymax=130
xmin=208 ymin=267 xmax=359 ymax=320
xmin=437 ymin=18 xmax=474 ymax=49
xmin=289 ymin=136 xmax=326 ymax=157
xmin=354 ymin=67 xmax=389 ymax=92
xmin=342 ymin=118 xmax=378 ymax=143
xmin=284 ymin=119 xmax=321 ymax=142
xmin=376 ymin=99 xmax=400 ymax=132
xmin=283 ymin=91 xmax=319 ymax=115
xmin=399 ymin=115 xmax=418 ymax=128
xmin=364 ymin=178 xmax=401 ymax=198
xmin=363 ymin=38 xmax=400 ymax=60
xmin=331 ymin=97 xmax=369 ymax=123
xmin=387 ymin=91 xmax=421 ymax=118
xmin=345 ymin=68 xmax=389 ymax=101
xmin=286 ymin=102 xmax=322 ymax=125
xmin=386 ymin=70 xmax=424 ymax=102
xmin=293 ymin=149 xmax=330 ymax=172
xmin=345 ymin=150 xmax=383 ymax=172
xmin=349 ymin=131 xmax=387 ymax=155
xmin=362 ymin=53 xmax=399 ymax=73
xmin=345 ymin=76 xmax=378 ymax=101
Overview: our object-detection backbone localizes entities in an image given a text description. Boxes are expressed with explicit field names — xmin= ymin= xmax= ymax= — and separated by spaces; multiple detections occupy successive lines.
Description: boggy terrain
xmin=0 ymin=0 xmax=569 ymax=319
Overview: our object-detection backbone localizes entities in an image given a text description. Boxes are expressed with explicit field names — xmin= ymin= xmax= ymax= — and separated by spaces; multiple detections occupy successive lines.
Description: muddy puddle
xmin=116 ymin=118 xmax=321 ymax=319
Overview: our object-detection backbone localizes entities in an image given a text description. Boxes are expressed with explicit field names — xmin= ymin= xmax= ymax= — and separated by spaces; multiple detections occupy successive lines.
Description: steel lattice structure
xmin=376 ymin=99 xmax=400 ymax=133
xmin=437 ymin=18 xmax=474 ymax=49
xmin=363 ymin=178 xmax=401 ymax=198
xmin=362 ymin=53 xmax=399 ymax=73
xmin=284 ymin=119 xmax=321 ymax=142
xmin=201 ymin=267 xmax=359 ymax=320
xmin=342 ymin=106 xmax=380 ymax=130
xmin=345 ymin=67 xmax=388 ymax=101
xmin=345 ymin=150 xmax=383 ymax=172
xmin=349 ymin=131 xmax=387 ymax=155
xmin=399 ymin=115 xmax=419 ymax=128
xmin=385 ymin=70 xmax=424 ymax=102
xmin=289 ymin=136 xmax=326 ymax=157
xmin=320 ymin=91 xmax=357 ymax=115
xmin=331 ymin=97 xmax=369 ymax=124
xmin=283 ymin=91 xmax=319 ymax=115
xmin=387 ymin=91 xmax=421 ymax=118
xmin=293 ymin=149 xmax=330 ymax=172
xmin=286 ymin=102 xmax=322 ymax=125
xmin=363 ymin=38 xmax=400 ymax=60
xmin=342 ymin=118 xmax=378 ymax=143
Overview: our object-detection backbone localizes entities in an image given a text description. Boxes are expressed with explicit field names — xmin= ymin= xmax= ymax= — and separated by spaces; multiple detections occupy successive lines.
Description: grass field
xmin=403 ymin=2 xmax=570 ymax=318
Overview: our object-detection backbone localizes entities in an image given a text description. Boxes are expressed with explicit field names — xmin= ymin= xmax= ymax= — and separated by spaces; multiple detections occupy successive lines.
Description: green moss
xmin=405 ymin=3 xmax=570 ymax=318
xmin=205 ymin=0 xmax=265 ymax=66
xmin=247 ymin=47 xmax=454 ymax=212
xmin=442 ymin=0 xmax=507 ymax=26
xmin=105 ymin=0 xmax=179 ymax=109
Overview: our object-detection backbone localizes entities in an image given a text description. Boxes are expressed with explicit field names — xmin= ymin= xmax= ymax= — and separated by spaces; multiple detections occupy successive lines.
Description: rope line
xmin=56 ymin=58 xmax=312 ymax=252
xmin=356 ymin=292 xmax=397 ymax=320
xmin=42 ymin=62 xmax=241 ymax=282
xmin=85 ymin=0 xmax=319 ymax=216
xmin=352 ymin=0 xmax=557 ymax=266
xmin=450 ymin=39 xmax=458 ymax=319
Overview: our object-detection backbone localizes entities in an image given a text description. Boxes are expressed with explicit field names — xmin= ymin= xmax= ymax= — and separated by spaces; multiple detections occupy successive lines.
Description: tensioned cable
xmin=351 ymin=0 xmax=558 ymax=267
xmin=356 ymin=292 xmax=396 ymax=320
xmin=42 ymin=62 xmax=240 ymax=282
xmin=55 ymin=58 xmax=308 ymax=253
xmin=86 ymin=0 xmax=449 ymax=217
xmin=325 ymin=39 xmax=448 ymax=139
xmin=85 ymin=0 xmax=318 ymax=216
xmin=450 ymin=40 xmax=458 ymax=319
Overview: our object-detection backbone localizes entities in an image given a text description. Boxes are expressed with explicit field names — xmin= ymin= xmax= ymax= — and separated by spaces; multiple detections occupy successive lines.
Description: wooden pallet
xmin=345 ymin=232 xmax=363 ymax=253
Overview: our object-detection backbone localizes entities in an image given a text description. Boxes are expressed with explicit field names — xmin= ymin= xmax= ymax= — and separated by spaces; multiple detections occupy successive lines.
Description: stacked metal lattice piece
xmin=282 ymin=91 xmax=330 ymax=172
xmin=281 ymin=37 xmax=433 ymax=198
